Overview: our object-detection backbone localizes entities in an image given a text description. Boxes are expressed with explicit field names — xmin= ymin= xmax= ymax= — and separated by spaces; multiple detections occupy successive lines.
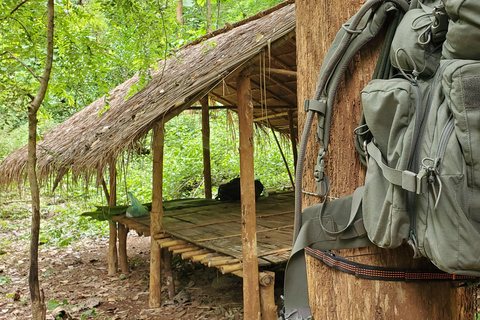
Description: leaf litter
xmin=0 ymin=231 xmax=244 ymax=319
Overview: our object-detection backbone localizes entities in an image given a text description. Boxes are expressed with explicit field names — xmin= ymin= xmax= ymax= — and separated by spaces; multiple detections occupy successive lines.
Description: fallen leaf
xmin=85 ymin=298 xmax=101 ymax=309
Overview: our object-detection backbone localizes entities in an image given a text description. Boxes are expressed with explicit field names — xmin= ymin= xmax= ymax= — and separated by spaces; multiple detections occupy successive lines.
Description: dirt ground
xmin=0 ymin=231 xmax=271 ymax=320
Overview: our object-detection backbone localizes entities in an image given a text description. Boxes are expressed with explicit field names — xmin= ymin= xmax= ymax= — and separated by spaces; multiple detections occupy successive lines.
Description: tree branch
xmin=1 ymin=51 xmax=42 ymax=82
xmin=1 ymin=0 xmax=30 ymax=21
xmin=30 ymin=0 xmax=54 ymax=113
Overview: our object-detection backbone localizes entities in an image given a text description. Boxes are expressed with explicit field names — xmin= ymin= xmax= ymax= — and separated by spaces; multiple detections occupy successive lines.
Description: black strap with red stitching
xmin=305 ymin=247 xmax=480 ymax=283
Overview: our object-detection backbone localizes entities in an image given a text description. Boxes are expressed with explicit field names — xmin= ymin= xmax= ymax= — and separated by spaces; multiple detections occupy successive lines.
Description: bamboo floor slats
xmin=113 ymin=191 xmax=294 ymax=268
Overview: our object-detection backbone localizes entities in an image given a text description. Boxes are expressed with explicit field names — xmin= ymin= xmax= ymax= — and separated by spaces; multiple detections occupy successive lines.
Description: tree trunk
xmin=28 ymin=1 xmax=54 ymax=319
xmin=206 ymin=0 xmax=212 ymax=33
xmin=296 ymin=0 xmax=475 ymax=319
xmin=176 ymin=0 xmax=184 ymax=24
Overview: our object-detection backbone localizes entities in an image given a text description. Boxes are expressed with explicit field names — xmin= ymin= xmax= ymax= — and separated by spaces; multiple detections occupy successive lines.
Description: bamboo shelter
xmin=0 ymin=1 xmax=297 ymax=318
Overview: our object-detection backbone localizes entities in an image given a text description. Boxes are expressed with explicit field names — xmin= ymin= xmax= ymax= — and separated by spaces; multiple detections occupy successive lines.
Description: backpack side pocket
xmin=419 ymin=60 xmax=480 ymax=276
xmin=361 ymin=79 xmax=418 ymax=248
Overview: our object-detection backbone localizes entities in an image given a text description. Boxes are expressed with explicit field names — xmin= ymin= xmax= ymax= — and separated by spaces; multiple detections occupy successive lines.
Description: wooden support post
xmin=259 ymin=271 xmax=277 ymax=320
xmin=108 ymin=160 xmax=118 ymax=276
xmin=288 ymin=110 xmax=298 ymax=171
xmin=149 ymin=121 xmax=165 ymax=308
xmin=200 ymin=96 xmax=212 ymax=199
xmin=118 ymin=224 xmax=129 ymax=273
xmin=162 ymin=248 xmax=175 ymax=299
xmin=237 ymin=71 xmax=261 ymax=320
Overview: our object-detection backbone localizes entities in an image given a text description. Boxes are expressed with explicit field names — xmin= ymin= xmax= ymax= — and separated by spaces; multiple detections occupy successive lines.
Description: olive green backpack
xmin=282 ymin=1 xmax=480 ymax=319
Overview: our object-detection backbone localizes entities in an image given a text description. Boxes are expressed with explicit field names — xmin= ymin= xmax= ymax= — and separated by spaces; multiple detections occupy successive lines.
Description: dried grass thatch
xmin=0 ymin=0 xmax=296 ymax=188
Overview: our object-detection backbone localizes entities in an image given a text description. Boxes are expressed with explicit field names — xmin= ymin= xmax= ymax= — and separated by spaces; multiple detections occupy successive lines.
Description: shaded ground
xmin=0 ymin=233 xmax=248 ymax=319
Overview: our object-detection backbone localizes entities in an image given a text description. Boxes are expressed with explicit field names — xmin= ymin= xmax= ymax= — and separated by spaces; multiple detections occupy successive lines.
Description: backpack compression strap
xmin=305 ymin=247 xmax=480 ymax=284
xmin=294 ymin=0 xmax=410 ymax=241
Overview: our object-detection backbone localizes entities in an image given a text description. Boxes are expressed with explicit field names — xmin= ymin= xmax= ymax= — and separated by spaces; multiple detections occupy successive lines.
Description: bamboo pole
xmin=152 ymin=233 xmax=169 ymax=240
xmin=182 ymin=249 xmax=210 ymax=260
xmin=149 ymin=121 xmax=165 ymax=308
xmin=172 ymin=245 xmax=200 ymax=254
xmin=191 ymin=252 xmax=218 ymax=262
xmin=169 ymin=243 xmax=197 ymax=252
xmin=160 ymin=239 xmax=186 ymax=248
xmin=220 ymin=263 xmax=243 ymax=274
xmin=208 ymin=258 xmax=240 ymax=267
xmin=108 ymin=160 xmax=118 ymax=276
xmin=250 ymin=67 xmax=297 ymax=77
xmin=288 ymin=110 xmax=298 ymax=171
xmin=259 ymin=271 xmax=277 ymax=320
xmin=237 ymin=71 xmax=261 ymax=320
xmin=200 ymin=96 xmax=212 ymax=199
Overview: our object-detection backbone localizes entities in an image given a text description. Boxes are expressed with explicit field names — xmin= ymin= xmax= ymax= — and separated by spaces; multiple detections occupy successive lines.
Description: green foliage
xmin=47 ymin=299 xmax=68 ymax=311
xmin=0 ymin=275 xmax=12 ymax=286
xmin=81 ymin=308 xmax=96 ymax=319
xmin=120 ymin=110 xmax=293 ymax=201
xmin=0 ymin=0 xmax=291 ymax=249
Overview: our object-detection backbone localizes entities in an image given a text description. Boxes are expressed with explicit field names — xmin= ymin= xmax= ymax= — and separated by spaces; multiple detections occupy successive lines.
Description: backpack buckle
xmin=314 ymin=150 xmax=328 ymax=196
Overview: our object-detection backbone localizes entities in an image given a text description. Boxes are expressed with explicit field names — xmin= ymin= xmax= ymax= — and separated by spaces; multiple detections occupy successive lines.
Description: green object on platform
xmin=126 ymin=192 xmax=148 ymax=218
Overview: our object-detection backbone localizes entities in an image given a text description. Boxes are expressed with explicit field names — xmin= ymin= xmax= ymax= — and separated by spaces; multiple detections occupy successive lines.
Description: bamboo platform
xmin=113 ymin=191 xmax=294 ymax=269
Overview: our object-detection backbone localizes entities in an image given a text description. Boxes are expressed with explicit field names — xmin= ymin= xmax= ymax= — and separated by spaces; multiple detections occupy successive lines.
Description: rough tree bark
xmin=296 ymin=0 xmax=475 ymax=319
xmin=27 ymin=0 xmax=54 ymax=319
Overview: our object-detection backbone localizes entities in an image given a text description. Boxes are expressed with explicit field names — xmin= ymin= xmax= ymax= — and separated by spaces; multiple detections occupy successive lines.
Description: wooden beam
xmin=251 ymin=67 xmax=297 ymax=77
xmin=264 ymin=73 xmax=296 ymax=96
xmin=200 ymin=96 xmax=212 ymax=199
xmin=268 ymin=55 xmax=291 ymax=70
xmin=149 ymin=121 xmax=164 ymax=308
xmin=254 ymin=111 xmax=289 ymax=122
xmin=288 ymin=110 xmax=298 ymax=171
xmin=250 ymin=78 xmax=297 ymax=106
xmin=226 ymin=82 xmax=263 ymax=107
xmin=162 ymin=248 xmax=175 ymax=299
xmin=259 ymin=271 xmax=277 ymax=320
xmin=108 ymin=160 xmax=118 ymax=276
xmin=206 ymin=92 xmax=235 ymax=106
xmin=118 ymin=224 xmax=129 ymax=273
xmin=237 ymin=71 xmax=261 ymax=320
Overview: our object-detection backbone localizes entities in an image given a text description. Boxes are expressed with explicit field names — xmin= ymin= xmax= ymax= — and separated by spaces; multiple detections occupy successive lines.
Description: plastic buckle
xmin=432 ymin=4 xmax=448 ymax=43
xmin=314 ymin=150 xmax=328 ymax=196
xmin=415 ymin=169 xmax=428 ymax=194
xmin=363 ymin=140 xmax=369 ymax=166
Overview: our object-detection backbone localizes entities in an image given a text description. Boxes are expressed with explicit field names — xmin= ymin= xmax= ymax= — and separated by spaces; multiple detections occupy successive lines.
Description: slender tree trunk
xmin=296 ymin=0 xmax=475 ymax=318
xmin=206 ymin=0 xmax=212 ymax=33
xmin=28 ymin=1 xmax=54 ymax=319
xmin=176 ymin=0 xmax=184 ymax=24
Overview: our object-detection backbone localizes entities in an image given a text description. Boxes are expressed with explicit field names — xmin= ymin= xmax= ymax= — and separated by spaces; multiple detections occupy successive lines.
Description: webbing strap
xmin=367 ymin=142 xmax=427 ymax=194
xmin=305 ymin=247 xmax=480 ymax=283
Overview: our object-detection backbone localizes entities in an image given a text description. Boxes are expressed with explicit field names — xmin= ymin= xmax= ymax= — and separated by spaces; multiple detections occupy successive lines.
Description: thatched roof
xmin=0 ymin=0 xmax=296 ymax=187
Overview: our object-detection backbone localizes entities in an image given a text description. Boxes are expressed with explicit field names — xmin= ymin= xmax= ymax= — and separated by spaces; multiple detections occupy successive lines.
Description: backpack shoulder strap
xmin=294 ymin=0 xmax=410 ymax=241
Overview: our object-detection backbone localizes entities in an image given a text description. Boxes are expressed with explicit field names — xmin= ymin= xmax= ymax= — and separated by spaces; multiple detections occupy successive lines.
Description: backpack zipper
xmin=435 ymin=115 xmax=455 ymax=173
xmin=407 ymin=61 xmax=454 ymax=255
